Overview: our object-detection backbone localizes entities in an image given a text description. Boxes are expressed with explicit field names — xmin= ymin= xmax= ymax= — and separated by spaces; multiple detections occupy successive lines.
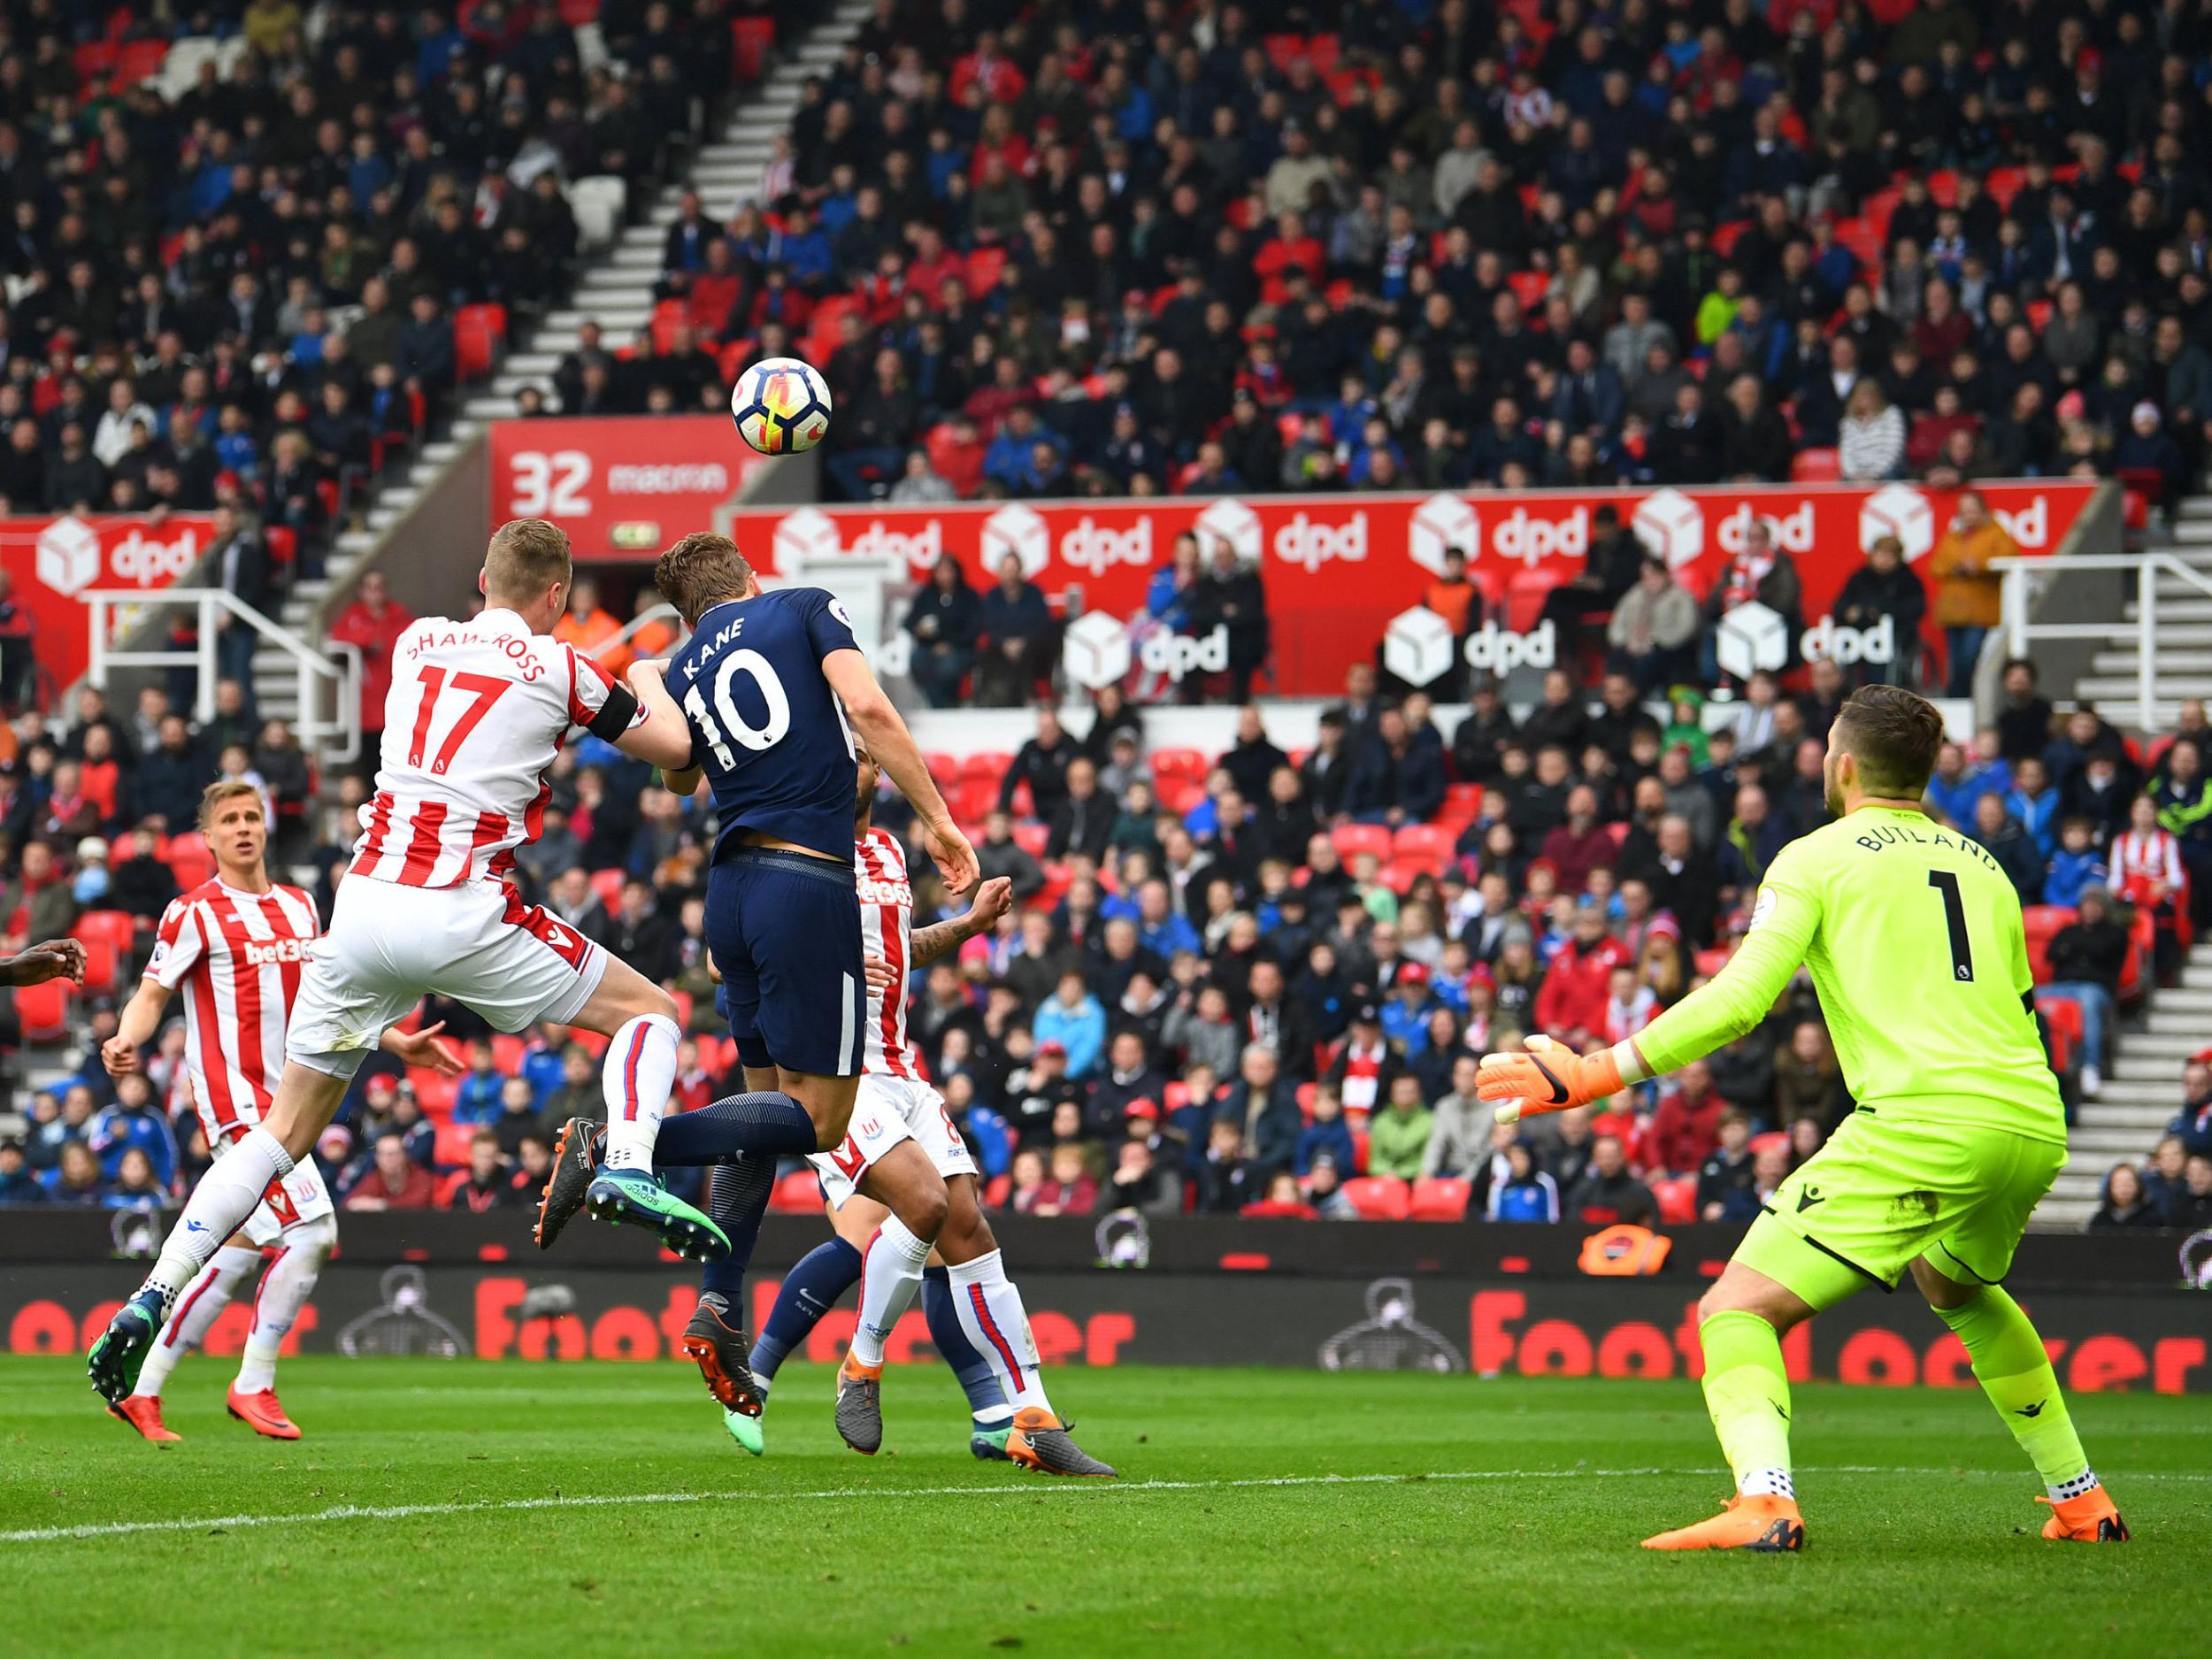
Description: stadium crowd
xmin=6 ymin=549 xmax=2212 ymax=1233
xmin=597 ymin=0 xmax=2212 ymax=513
xmin=0 ymin=0 xmax=762 ymax=708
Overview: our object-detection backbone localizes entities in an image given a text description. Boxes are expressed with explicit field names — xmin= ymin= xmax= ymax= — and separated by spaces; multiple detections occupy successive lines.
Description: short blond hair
xmin=654 ymin=531 xmax=753 ymax=626
xmin=196 ymin=779 xmax=265 ymax=830
xmin=484 ymin=518 xmax=572 ymax=607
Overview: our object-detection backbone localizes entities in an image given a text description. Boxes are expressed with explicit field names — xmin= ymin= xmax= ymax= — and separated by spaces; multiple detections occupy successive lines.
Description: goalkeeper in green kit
xmin=1479 ymin=685 xmax=2128 ymax=1552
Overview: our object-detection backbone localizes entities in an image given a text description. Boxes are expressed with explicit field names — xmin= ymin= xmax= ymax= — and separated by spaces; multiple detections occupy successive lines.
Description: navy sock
xmin=925 ymin=1266 xmax=1009 ymax=1424
xmin=698 ymin=1156 xmax=776 ymax=1307
xmin=654 ymin=1092 xmax=818 ymax=1164
xmin=749 ymin=1236 xmax=863 ymax=1382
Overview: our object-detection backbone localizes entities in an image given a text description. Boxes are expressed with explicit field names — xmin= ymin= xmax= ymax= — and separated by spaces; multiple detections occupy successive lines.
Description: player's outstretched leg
xmin=741 ymin=1232 xmax=867 ymax=1455
xmin=683 ymin=1157 xmax=777 ymax=1430
xmin=226 ymin=1215 xmax=334 ymax=1440
xmin=89 ymin=1117 xmax=315 ymax=1402
xmin=835 ymin=1148 xmax=948 ymax=1455
xmin=936 ymin=1179 xmax=1114 ymax=1478
xmin=534 ymin=1116 xmax=602 ymax=1249
xmin=1644 ymin=1260 xmax=1809 ymax=1551
xmin=111 ymin=1243 xmax=261 ymax=1440
xmin=922 ymin=1266 xmax=1014 ymax=1459
xmin=1912 ymin=1258 xmax=2127 ymax=1541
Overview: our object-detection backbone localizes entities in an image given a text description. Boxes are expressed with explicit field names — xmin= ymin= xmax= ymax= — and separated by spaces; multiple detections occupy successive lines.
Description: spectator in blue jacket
xmin=1294 ymin=1087 xmax=1356 ymax=1179
xmin=1134 ymin=878 xmax=1202 ymax=960
xmin=1344 ymin=704 xmax=1447 ymax=826
xmin=2044 ymin=817 xmax=2110 ymax=909
xmin=86 ymin=1074 xmax=176 ymax=1191
xmin=0 ymin=1141 xmax=43 ymax=1202
xmin=1379 ymin=962 xmax=1442 ymax=1056
xmin=451 ymin=1038 xmax=508 ymax=1126
xmin=1033 ymin=970 xmax=1107 ymax=1080
xmin=1486 ymin=1142 xmax=1561 ymax=1222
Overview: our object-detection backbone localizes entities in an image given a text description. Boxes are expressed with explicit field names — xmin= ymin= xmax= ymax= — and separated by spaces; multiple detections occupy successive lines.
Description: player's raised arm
xmin=621 ymin=657 xmax=705 ymax=792
xmin=1479 ymin=859 xmax=1819 ymax=1123
xmin=821 ymin=647 xmax=979 ymax=895
xmin=909 ymin=875 xmax=1013 ymax=966
xmin=608 ymin=653 xmax=699 ymax=772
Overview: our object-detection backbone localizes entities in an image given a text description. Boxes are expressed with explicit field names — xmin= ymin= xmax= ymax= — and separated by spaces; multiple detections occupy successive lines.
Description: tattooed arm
xmin=909 ymin=876 xmax=1014 ymax=968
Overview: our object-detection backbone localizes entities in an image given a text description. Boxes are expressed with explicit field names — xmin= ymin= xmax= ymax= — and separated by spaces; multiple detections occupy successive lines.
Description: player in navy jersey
xmin=603 ymin=530 xmax=976 ymax=1417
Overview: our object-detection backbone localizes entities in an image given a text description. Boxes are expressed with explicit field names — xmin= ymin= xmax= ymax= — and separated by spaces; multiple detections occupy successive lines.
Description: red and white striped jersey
xmin=854 ymin=827 xmax=922 ymax=1079
xmin=146 ymin=879 xmax=320 ymax=1142
xmin=349 ymin=607 xmax=648 ymax=889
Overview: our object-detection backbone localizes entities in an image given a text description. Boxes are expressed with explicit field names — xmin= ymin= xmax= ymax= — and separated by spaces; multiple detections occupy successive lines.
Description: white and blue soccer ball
xmin=730 ymin=356 xmax=833 ymax=456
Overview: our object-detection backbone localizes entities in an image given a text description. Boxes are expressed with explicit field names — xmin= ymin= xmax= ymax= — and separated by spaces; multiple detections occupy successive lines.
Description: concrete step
xmin=2177 ymin=495 xmax=2212 ymax=520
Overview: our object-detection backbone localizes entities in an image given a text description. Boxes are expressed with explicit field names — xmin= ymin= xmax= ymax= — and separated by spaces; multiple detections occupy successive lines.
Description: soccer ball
xmin=730 ymin=356 xmax=833 ymax=456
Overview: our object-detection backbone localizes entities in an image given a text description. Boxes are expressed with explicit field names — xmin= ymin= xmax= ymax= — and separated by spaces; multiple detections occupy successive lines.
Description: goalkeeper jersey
xmin=1638 ymin=806 xmax=2067 ymax=1146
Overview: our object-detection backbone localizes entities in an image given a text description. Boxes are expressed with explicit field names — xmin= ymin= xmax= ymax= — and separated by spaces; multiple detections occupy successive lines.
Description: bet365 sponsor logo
xmin=242 ymin=936 xmax=311 ymax=968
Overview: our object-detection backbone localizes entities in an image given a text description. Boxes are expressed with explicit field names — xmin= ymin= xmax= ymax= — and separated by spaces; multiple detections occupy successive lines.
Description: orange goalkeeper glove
xmin=1475 ymin=1034 xmax=1626 ymax=1125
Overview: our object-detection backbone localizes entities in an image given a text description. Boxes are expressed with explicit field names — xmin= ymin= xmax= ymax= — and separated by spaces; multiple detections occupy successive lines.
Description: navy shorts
xmin=706 ymin=846 xmax=866 ymax=1078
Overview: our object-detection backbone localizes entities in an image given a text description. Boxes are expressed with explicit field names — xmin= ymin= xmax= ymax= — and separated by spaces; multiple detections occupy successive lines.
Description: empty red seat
xmin=1331 ymin=823 xmax=1394 ymax=864
xmin=959 ymin=750 xmax=1012 ymax=784
xmin=1652 ymin=1173 xmax=1698 ymax=1225
xmin=2034 ymin=994 xmax=2084 ymax=1074
xmin=1791 ymin=447 xmax=1840 ymax=482
xmin=1392 ymin=823 xmax=1454 ymax=870
xmin=769 ymin=1169 xmax=825 ymax=1213
xmin=411 ymin=1070 xmax=459 ymax=1119
xmin=1012 ymin=821 xmax=1048 ymax=856
xmin=453 ymin=303 xmax=507 ymax=380
xmin=1505 ymin=569 xmax=1555 ymax=632
xmin=1409 ymin=1177 xmax=1471 ymax=1221
xmin=729 ymin=14 xmax=773 ymax=78
xmin=1149 ymin=748 xmax=1210 ymax=789
xmin=590 ymin=867 xmax=626 ymax=911
xmin=15 ymin=979 xmax=69 ymax=1043
xmin=71 ymin=910 xmax=137 ymax=955
xmin=1340 ymin=1176 xmax=1411 ymax=1220
xmin=77 ymin=939 xmax=118 ymax=996
xmin=433 ymin=1121 xmax=478 ymax=1168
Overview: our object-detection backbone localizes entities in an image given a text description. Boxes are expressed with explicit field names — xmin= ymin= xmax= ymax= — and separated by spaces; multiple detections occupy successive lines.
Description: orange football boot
xmin=1641 ymin=1493 xmax=1805 ymax=1552
xmin=227 ymin=1386 xmax=302 ymax=1440
xmin=108 ymin=1394 xmax=180 ymax=1442
xmin=1004 ymin=1406 xmax=1117 ymax=1478
xmin=2038 ymin=1488 xmax=2130 ymax=1541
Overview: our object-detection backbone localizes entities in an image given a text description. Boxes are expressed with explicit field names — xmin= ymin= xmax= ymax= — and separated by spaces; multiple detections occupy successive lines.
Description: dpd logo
xmin=35 ymin=515 xmax=102 ymax=596
xmin=1060 ymin=516 xmax=1153 ymax=577
xmin=1140 ymin=625 xmax=1228 ymax=681
xmin=111 ymin=526 xmax=202 ymax=588
xmin=1272 ymin=510 xmax=1369 ymax=572
xmin=1463 ymin=619 xmax=1556 ymax=673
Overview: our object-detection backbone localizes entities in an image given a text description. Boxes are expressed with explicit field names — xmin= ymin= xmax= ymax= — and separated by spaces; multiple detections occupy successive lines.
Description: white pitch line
xmin=3 ymin=1465 xmax=2207 ymax=1546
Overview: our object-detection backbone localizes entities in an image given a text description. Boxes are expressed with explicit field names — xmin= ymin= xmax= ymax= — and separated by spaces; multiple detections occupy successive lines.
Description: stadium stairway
xmin=2073 ymin=491 xmax=2212 ymax=725
xmin=2040 ymin=949 xmax=2212 ymax=1228
xmin=253 ymin=0 xmax=872 ymax=734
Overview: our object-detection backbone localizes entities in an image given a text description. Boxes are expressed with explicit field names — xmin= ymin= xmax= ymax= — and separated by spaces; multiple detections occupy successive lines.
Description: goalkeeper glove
xmin=1475 ymin=1034 xmax=1626 ymax=1125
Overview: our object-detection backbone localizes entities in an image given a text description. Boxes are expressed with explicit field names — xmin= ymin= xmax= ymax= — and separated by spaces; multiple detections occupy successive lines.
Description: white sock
xmin=946 ymin=1250 xmax=1050 ymax=1414
xmin=601 ymin=1014 xmax=680 ymax=1171
xmin=133 ymin=1245 xmax=259 ymax=1398
xmin=2048 ymin=1469 xmax=2101 ymax=1502
xmin=850 ymin=1216 xmax=933 ymax=1368
xmin=1739 ymin=1468 xmax=1794 ymax=1500
xmin=234 ymin=1217 xmax=334 ymax=1394
xmin=145 ymin=1128 xmax=295 ymax=1305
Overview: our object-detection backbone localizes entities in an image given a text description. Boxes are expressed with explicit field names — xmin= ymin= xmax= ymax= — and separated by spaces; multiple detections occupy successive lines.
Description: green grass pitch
xmin=1 ymin=1356 xmax=2200 ymax=1656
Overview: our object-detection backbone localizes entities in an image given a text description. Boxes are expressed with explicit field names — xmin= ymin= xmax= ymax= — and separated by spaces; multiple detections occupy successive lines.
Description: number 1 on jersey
xmin=1927 ymin=868 xmax=1974 ymax=981
xmin=407 ymin=667 xmax=511 ymax=775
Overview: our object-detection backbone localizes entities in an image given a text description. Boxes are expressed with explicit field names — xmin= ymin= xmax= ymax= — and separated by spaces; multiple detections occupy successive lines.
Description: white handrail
xmin=1996 ymin=553 xmax=2212 ymax=731
xmin=586 ymin=603 xmax=687 ymax=663
xmin=84 ymin=587 xmax=363 ymax=765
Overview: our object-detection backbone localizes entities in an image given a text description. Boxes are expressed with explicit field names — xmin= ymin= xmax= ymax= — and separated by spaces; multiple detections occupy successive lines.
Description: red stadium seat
xmin=1163 ymin=1080 xmax=1189 ymax=1111
xmin=2021 ymin=904 xmax=2074 ymax=985
xmin=1791 ymin=447 xmax=1840 ymax=483
xmin=959 ymin=750 xmax=1012 ymax=785
xmin=14 ymin=979 xmax=69 ymax=1043
xmin=1150 ymin=747 xmax=1211 ymax=789
xmin=1331 ymin=824 xmax=1394 ymax=864
xmin=453 ymin=303 xmax=507 ymax=380
xmin=1504 ymin=570 xmax=1555 ymax=632
xmin=770 ymin=1169 xmax=825 ymax=1213
xmin=1350 ymin=1127 xmax=1370 ymax=1171
xmin=1381 ymin=858 xmax=1428 ymax=895
xmin=730 ymin=14 xmax=774 ymax=78
xmin=2035 ymin=995 xmax=2084 ymax=1075
xmin=165 ymin=831 xmax=216 ymax=890
xmin=491 ymin=1033 xmax=526 ymax=1073
xmin=1391 ymin=823 xmax=1453 ymax=870
xmin=77 ymin=940 xmax=118 ymax=996
xmin=590 ymin=867 xmax=627 ymax=911
xmin=411 ymin=1069 xmax=459 ymax=1120
xmin=1409 ymin=1177 xmax=1471 ymax=1221
xmin=433 ymin=1121 xmax=477 ymax=1169
xmin=1012 ymin=821 xmax=1048 ymax=856
xmin=71 ymin=910 xmax=137 ymax=956
xmin=1652 ymin=1174 xmax=1699 ymax=1225
xmin=1340 ymin=1176 xmax=1411 ymax=1220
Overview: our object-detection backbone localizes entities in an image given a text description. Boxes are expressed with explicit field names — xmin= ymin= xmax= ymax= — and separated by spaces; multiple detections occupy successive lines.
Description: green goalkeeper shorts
xmin=1734 ymin=1109 xmax=2068 ymax=1312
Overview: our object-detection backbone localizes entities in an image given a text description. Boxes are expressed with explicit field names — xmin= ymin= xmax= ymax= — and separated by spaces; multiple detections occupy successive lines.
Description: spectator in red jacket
xmin=1645 ymin=1060 xmax=1727 ymax=1177
xmin=326 ymin=571 xmax=414 ymax=751
xmin=342 ymin=1131 xmax=437 ymax=1211
xmin=1539 ymin=784 xmax=1617 ymax=897
xmin=1532 ymin=903 xmax=1628 ymax=1048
